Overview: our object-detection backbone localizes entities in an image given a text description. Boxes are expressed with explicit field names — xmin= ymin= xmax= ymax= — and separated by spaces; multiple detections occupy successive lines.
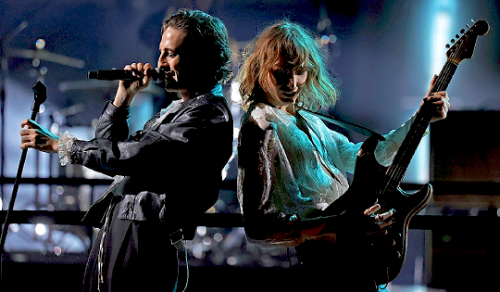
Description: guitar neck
xmin=431 ymin=60 xmax=459 ymax=93
xmin=383 ymin=60 xmax=458 ymax=190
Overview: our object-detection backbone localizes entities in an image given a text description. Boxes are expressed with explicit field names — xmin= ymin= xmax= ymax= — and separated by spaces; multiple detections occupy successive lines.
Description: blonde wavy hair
xmin=237 ymin=20 xmax=339 ymax=112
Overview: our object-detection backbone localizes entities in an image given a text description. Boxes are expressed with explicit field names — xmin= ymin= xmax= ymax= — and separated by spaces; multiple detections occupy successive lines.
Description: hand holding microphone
xmin=88 ymin=62 xmax=174 ymax=108
xmin=88 ymin=66 xmax=169 ymax=84
xmin=97 ymin=63 xmax=152 ymax=108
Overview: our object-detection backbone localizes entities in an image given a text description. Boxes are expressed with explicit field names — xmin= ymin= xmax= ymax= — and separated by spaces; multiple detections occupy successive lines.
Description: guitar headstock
xmin=446 ymin=19 xmax=490 ymax=64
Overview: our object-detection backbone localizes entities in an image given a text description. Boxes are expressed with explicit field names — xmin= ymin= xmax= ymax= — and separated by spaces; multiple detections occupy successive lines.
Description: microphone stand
xmin=0 ymin=81 xmax=46 ymax=290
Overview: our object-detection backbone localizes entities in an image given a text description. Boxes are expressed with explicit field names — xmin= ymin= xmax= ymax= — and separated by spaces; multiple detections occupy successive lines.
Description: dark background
xmin=0 ymin=0 xmax=499 ymax=291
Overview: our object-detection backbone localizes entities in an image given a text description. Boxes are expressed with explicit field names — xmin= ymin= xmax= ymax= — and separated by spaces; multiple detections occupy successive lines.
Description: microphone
xmin=88 ymin=68 xmax=166 ymax=84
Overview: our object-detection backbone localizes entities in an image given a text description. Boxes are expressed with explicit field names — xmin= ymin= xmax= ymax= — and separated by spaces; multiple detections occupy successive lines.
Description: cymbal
xmin=6 ymin=48 xmax=85 ymax=69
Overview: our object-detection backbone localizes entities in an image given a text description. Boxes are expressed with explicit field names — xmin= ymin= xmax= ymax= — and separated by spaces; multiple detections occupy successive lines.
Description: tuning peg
xmin=445 ymin=44 xmax=451 ymax=48
xmin=466 ymin=24 xmax=470 ymax=28
xmin=456 ymin=34 xmax=460 ymax=38
xmin=471 ymin=18 xmax=475 ymax=23
xmin=451 ymin=39 xmax=455 ymax=43
xmin=460 ymin=29 xmax=465 ymax=33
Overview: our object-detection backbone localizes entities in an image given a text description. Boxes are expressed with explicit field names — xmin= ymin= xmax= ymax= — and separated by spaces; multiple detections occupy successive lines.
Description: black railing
xmin=0 ymin=210 xmax=499 ymax=231
xmin=1 ymin=178 xmax=499 ymax=230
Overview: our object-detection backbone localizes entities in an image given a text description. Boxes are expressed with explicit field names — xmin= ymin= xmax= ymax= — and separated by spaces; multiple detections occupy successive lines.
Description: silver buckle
xmin=169 ymin=229 xmax=184 ymax=246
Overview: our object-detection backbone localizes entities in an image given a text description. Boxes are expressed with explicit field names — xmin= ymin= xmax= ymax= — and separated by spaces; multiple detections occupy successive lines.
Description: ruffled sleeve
xmin=58 ymin=131 xmax=77 ymax=166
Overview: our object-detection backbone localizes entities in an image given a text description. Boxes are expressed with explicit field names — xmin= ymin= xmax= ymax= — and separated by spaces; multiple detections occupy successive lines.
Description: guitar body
xmin=324 ymin=136 xmax=433 ymax=285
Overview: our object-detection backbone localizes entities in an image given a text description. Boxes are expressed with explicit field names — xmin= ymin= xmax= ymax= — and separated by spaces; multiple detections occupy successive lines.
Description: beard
xmin=161 ymin=66 xmax=216 ymax=97
xmin=164 ymin=76 xmax=181 ymax=91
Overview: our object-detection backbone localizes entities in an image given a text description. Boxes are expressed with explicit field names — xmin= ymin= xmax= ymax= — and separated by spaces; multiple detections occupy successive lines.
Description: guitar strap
xmin=299 ymin=108 xmax=385 ymax=141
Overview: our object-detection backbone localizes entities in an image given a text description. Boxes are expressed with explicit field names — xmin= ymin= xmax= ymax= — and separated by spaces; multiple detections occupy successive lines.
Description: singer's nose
xmin=158 ymin=51 xmax=172 ymax=68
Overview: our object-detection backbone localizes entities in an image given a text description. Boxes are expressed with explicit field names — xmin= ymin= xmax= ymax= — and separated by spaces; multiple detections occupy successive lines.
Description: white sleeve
xmin=375 ymin=113 xmax=427 ymax=166
xmin=58 ymin=131 xmax=77 ymax=166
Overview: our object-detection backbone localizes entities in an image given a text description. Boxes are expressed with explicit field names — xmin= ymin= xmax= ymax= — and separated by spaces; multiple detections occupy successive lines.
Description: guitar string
xmin=384 ymin=62 xmax=451 ymax=189
xmin=386 ymin=23 xmax=473 ymax=186
xmin=389 ymin=48 xmax=459 ymax=184
xmin=382 ymin=41 xmax=461 ymax=192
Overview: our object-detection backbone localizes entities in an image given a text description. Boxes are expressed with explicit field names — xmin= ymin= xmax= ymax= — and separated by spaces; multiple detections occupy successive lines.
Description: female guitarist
xmin=236 ymin=20 xmax=449 ymax=291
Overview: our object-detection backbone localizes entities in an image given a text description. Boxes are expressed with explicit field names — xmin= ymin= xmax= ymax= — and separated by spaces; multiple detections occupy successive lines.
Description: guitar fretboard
xmin=381 ymin=60 xmax=458 ymax=192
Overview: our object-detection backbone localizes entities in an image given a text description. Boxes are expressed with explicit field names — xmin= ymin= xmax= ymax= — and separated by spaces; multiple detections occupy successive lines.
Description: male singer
xmin=20 ymin=9 xmax=233 ymax=292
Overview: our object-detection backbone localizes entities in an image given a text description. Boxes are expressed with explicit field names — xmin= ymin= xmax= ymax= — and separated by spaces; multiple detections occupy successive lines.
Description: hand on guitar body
xmin=364 ymin=203 xmax=396 ymax=230
xmin=301 ymin=203 xmax=396 ymax=243
xmin=338 ymin=203 xmax=397 ymax=245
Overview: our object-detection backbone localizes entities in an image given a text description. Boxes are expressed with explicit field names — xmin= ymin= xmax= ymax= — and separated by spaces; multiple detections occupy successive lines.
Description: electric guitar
xmin=324 ymin=19 xmax=490 ymax=285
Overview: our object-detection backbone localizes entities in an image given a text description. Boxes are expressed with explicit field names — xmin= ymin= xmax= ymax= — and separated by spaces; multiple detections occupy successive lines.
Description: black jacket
xmin=76 ymin=85 xmax=233 ymax=230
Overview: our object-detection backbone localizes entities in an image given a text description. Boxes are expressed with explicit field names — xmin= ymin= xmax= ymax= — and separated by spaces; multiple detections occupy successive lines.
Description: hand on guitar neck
xmin=419 ymin=74 xmax=451 ymax=123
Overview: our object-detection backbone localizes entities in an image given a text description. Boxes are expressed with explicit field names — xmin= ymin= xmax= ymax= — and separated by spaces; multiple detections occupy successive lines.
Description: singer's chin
xmin=163 ymin=79 xmax=182 ymax=92
xmin=163 ymin=82 xmax=183 ymax=93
